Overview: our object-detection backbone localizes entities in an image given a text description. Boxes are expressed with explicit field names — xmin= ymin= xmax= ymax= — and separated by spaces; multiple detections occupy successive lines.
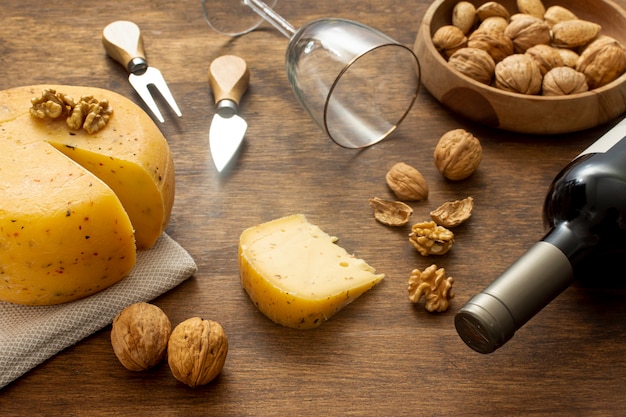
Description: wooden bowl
xmin=413 ymin=0 xmax=626 ymax=134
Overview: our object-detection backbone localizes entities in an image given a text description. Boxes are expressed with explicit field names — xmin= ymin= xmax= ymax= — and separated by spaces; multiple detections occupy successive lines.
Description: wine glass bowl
xmin=413 ymin=0 xmax=626 ymax=135
xmin=202 ymin=0 xmax=420 ymax=148
xmin=286 ymin=18 xmax=420 ymax=148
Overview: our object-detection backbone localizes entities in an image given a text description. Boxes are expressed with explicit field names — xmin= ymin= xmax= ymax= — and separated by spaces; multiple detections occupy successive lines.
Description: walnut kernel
xmin=30 ymin=89 xmax=113 ymax=133
xmin=110 ymin=302 xmax=172 ymax=371
xmin=430 ymin=196 xmax=474 ymax=228
xmin=167 ymin=317 xmax=228 ymax=388
xmin=408 ymin=264 xmax=454 ymax=312
xmin=369 ymin=197 xmax=413 ymax=227
xmin=386 ymin=162 xmax=429 ymax=201
xmin=434 ymin=129 xmax=482 ymax=181
xmin=409 ymin=221 xmax=454 ymax=256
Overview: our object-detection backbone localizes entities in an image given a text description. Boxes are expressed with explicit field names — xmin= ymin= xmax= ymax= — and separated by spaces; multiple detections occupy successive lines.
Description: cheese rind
xmin=0 ymin=85 xmax=174 ymax=305
xmin=238 ymin=214 xmax=384 ymax=329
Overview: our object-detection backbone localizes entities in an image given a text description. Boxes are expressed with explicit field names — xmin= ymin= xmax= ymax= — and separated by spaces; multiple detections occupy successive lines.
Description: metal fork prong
xmin=129 ymin=72 xmax=165 ymax=123
xmin=145 ymin=67 xmax=182 ymax=117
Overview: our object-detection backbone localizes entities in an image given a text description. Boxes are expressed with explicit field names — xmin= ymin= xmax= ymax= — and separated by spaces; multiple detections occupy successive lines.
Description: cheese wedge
xmin=238 ymin=214 xmax=384 ymax=329
xmin=0 ymin=85 xmax=174 ymax=305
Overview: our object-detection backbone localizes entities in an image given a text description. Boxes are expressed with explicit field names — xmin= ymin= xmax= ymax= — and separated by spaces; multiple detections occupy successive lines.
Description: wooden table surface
xmin=2 ymin=0 xmax=625 ymax=415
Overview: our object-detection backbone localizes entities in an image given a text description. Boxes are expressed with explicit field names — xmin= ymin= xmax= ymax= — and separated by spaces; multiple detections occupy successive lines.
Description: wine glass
xmin=201 ymin=0 xmax=420 ymax=148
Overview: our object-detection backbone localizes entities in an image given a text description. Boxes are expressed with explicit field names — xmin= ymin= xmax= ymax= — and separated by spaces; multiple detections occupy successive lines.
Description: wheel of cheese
xmin=0 ymin=85 xmax=175 ymax=305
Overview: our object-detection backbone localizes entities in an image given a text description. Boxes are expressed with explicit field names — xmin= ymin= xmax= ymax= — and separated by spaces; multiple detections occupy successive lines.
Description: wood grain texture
xmin=1 ymin=0 xmax=625 ymax=415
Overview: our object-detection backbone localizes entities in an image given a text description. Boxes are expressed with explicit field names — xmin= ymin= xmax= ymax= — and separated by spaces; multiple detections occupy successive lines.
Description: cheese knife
xmin=208 ymin=55 xmax=250 ymax=172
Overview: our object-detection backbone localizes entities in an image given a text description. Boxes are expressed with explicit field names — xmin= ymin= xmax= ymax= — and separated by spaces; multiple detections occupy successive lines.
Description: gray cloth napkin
xmin=0 ymin=233 xmax=197 ymax=389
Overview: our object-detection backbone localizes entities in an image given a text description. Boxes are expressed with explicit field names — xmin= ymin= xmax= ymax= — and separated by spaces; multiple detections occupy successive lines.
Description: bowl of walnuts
xmin=413 ymin=0 xmax=626 ymax=134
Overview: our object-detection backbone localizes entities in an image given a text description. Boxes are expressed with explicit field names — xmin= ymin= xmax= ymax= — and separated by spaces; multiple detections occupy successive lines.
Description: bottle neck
xmin=455 ymin=241 xmax=574 ymax=353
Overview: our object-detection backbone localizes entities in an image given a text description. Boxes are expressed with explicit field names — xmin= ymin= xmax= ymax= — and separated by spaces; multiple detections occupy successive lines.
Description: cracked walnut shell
xmin=110 ymin=302 xmax=172 ymax=371
xmin=408 ymin=264 xmax=454 ymax=313
xmin=430 ymin=196 xmax=474 ymax=228
xmin=409 ymin=221 xmax=454 ymax=256
xmin=369 ymin=197 xmax=413 ymax=226
xmin=434 ymin=129 xmax=482 ymax=181
xmin=386 ymin=162 xmax=429 ymax=201
xmin=168 ymin=317 xmax=228 ymax=388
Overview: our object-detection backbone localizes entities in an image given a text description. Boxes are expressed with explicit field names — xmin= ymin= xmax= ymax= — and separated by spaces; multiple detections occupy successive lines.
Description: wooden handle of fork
xmin=208 ymin=55 xmax=250 ymax=106
xmin=102 ymin=20 xmax=147 ymax=72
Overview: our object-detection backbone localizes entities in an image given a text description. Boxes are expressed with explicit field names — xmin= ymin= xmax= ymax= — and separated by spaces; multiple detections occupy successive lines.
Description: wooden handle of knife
xmin=102 ymin=20 xmax=147 ymax=70
xmin=209 ymin=55 xmax=250 ymax=106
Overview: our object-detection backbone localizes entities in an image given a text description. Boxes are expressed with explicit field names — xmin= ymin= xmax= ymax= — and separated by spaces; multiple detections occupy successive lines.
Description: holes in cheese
xmin=238 ymin=214 xmax=384 ymax=329
xmin=0 ymin=85 xmax=174 ymax=305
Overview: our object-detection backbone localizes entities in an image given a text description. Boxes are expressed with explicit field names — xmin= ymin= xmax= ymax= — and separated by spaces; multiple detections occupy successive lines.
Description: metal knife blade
xmin=208 ymin=55 xmax=250 ymax=172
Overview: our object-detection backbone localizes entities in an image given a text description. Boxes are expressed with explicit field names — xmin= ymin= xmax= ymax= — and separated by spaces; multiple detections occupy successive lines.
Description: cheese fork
xmin=102 ymin=20 xmax=182 ymax=123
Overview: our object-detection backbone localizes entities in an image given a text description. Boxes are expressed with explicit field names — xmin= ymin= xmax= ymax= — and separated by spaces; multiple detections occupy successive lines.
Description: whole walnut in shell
xmin=386 ymin=162 xmax=429 ymax=201
xmin=110 ymin=302 xmax=172 ymax=371
xmin=432 ymin=25 xmax=468 ymax=58
xmin=468 ymin=28 xmax=514 ymax=63
xmin=448 ymin=47 xmax=496 ymax=85
xmin=542 ymin=67 xmax=588 ymax=96
xmin=168 ymin=317 xmax=228 ymax=388
xmin=525 ymin=44 xmax=564 ymax=76
xmin=434 ymin=129 xmax=482 ymax=181
xmin=576 ymin=36 xmax=626 ymax=89
xmin=504 ymin=14 xmax=551 ymax=53
xmin=495 ymin=54 xmax=543 ymax=95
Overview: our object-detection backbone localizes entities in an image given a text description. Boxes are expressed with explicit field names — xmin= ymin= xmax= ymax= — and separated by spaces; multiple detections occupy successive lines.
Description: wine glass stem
xmin=243 ymin=0 xmax=296 ymax=38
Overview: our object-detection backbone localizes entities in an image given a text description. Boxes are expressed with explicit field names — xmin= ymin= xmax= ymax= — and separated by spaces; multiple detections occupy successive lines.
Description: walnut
xmin=68 ymin=95 xmax=114 ymax=134
xmin=409 ymin=221 xmax=454 ymax=256
xmin=494 ymin=54 xmax=543 ymax=94
xmin=516 ymin=0 xmax=545 ymax=19
xmin=110 ymin=302 xmax=172 ymax=371
xmin=504 ymin=14 xmax=551 ymax=53
xmin=556 ymin=48 xmax=580 ymax=68
xmin=452 ymin=1 xmax=477 ymax=35
xmin=551 ymin=19 xmax=602 ymax=49
xmin=542 ymin=67 xmax=588 ymax=96
xmin=30 ymin=88 xmax=75 ymax=119
xmin=432 ymin=25 xmax=467 ymax=58
xmin=467 ymin=28 xmax=514 ymax=63
xmin=543 ymin=5 xmax=578 ymax=27
xmin=448 ymin=47 xmax=496 ymax=85
xmin=434 ymin=129 xmax=482 ymax=181
xmin=576 ymin=36 xmax=626 ymax=89
xmin=430 ymin=196 xmax=474 ymax=228
xmin=525 ymin=44 xmax=564 ymax=75
xmin=369 ymin=197 xmax=413 ymax=227
xmin=30 ymin=89 xmax=113 ymax=134
xmin=408 ymin=264 xmax=454 ymax=313
xmin=478 ymin=16 xmax=508 ymax=33
xmin=385 ymin=162 xmax=429 ymax=201
xmin=167 ymin=317 xmax=228 ymax=388
xmin=476 ymin=2 xmax=510 ymax=22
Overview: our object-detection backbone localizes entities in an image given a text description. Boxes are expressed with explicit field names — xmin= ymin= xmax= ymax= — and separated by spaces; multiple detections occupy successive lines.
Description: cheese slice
xmin=0 ymin=85 xmax=174 ymax=305
xmin=238 ymin=214 xmax=384 ymax=329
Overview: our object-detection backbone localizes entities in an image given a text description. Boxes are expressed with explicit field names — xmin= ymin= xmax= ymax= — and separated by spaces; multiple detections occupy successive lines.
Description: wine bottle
xmin=455 ymin=116 xmax=626 ymax=354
